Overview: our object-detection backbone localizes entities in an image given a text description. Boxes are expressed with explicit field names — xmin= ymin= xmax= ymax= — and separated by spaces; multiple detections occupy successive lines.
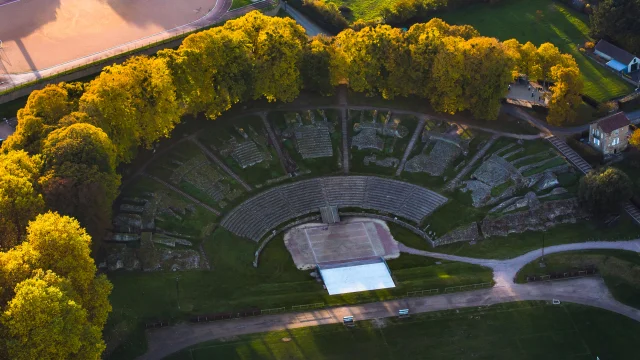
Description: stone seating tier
xmin=221 ymin=176 xmax=448 ymax=242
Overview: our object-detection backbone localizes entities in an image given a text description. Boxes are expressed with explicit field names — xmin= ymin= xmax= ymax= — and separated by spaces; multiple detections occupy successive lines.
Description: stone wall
xmin=432 ymin=222 xmax=480 ymax=246
xmin=481 ymin=198 xmax=587 ymax=238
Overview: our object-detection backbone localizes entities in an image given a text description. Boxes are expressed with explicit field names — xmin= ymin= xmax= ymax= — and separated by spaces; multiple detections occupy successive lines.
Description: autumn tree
xmin=429 ymin=36 xmax=466 ymax=114
xmin=534 ymin=43 xmax=562 ymax=88
xmin=224 ymin=11 xmax=307 ymax=102
xmin=405 ymin=23 xmax=443 ymax=98
xmin=578 ymin=167 xmax=633 ymax=214
xmin=461 ymin=37 xmax=513 ymax=120
xmin=332 ymin=25 xmax=409 ymax=99
xmin=302 ymin=35 xmax=335 ymax=95
xmin=0 ymin=213 xmax=112 ymax=359
xmin=1 ymin=271 xmax=104 ymax=360
xmin=2 ymin=83 xmax=85 ymax=154
xmin=0 ymin=151 xmax=44 ymax=249
xmin=39 ymin=124 xmax=120 ymax=238
xmin=159 ymin=28 xmax=253 ymax=118
xmin=547 ymin=62 xmax=583 ymax=126
xmin=629 ymin=129 xmax=640 ymax=149
xmin=80 ymin=56 xmax=181 ymax=162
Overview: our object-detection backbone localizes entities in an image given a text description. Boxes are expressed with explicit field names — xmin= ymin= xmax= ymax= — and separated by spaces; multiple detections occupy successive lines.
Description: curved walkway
xmin=398 ymin=239 xmax=640 ymax=287
xmin=140 ymin=239 xmax=640 ymax=359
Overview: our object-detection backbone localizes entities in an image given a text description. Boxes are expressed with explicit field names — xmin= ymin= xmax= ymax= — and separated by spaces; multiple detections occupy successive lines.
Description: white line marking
xmin=304 ymin=228 xmax=319 ymax=263
xmin=0 ymin=0 xmax=20 ymax=8
xmin=361 ymin=222 xmax=377 ymax=257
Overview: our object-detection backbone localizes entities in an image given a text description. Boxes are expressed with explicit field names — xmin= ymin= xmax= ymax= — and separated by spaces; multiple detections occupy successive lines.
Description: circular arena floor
xmin=0 ymin=0 xmax=217 ymax=73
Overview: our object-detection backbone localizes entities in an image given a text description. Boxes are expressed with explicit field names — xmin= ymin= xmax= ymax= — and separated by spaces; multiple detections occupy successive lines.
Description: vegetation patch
xmin=515 ymin=250 xmax=640 ymax=309
xmin=167 ymin=301 xmax=640 ymax=360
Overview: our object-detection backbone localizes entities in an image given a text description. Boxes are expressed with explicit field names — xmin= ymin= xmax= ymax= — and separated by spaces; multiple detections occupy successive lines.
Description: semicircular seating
xmin=221 ymin=176 xmax=448 ymax=242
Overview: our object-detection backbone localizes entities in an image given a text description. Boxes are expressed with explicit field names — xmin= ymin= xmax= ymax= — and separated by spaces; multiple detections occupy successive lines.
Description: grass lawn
xmin=326 ymin=0 xmax=389 ymax=21
xmin=431 ymin=214 xmax=640 ymax=259
xmin=439 ymin=0 xmax=633 ymax=102
xmin=230 ymin=0 xmax=254 ymax=10
xmin=105 ymin=228 xmax=492 ymax=359
xmin=167 ymin=301 xmax=640 ymax=360
xmin=515 ymin=250 xmax=640 ymax=309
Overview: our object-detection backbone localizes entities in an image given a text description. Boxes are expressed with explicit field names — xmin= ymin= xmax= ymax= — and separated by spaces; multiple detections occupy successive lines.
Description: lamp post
xmin=540 ymin=233 xmax=546 ymax=268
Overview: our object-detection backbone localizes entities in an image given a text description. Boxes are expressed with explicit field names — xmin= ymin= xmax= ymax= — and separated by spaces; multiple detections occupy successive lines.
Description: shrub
xmin=618 ymin=92 xmax=640 ymax=112
xmin=578 ymin=167 xmax=633 ymax=214
xmin=585 ymin=41 xmax=595 ymax=49
xmin=567 ymin=137 xmax=603 ymax=165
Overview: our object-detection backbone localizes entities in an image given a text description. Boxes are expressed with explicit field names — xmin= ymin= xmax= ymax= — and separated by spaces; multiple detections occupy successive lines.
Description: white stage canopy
xmin=319 ymin=260 xmax=395 ymax=295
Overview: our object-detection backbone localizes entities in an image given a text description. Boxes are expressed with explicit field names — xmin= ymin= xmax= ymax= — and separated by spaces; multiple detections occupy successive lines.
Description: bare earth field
xmin=0 ymin=0 xmax=217 ymax=73
xmin=284 ymin=218 xmax=400 ymax=270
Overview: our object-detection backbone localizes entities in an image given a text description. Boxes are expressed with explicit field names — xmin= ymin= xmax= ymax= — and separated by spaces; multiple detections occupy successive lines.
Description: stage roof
xmin=319 ymin=259 xmax=395 ymax=295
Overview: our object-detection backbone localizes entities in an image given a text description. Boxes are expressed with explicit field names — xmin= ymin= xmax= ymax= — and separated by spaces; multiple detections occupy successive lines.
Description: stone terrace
xmin=221 ymin=176 xmax=448 ymax=242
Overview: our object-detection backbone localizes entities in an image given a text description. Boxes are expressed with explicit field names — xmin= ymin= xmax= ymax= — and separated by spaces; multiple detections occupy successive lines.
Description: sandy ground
xmin=0 ymin=0 xmax=218 ymax=73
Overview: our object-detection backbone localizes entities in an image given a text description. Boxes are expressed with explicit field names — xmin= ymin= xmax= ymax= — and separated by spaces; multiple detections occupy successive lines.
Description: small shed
xmin=594 ymin=40 xmax=640 ymax=74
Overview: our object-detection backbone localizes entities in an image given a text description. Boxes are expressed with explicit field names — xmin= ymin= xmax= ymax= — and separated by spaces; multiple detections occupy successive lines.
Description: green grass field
xmin=167 ymin=301 xmax=640 ymax=360
xmin=516 ymin=250 xmax=640 ymax=309
xmin=230 ymin=0 xmax=255 ymax=10
xmin=105 ymin=228 xmax=492 ymax=359
xmin=439 ymin=0 xmax=633 ymax=102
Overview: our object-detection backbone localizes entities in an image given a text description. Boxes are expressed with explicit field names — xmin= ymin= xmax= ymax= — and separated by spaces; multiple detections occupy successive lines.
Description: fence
xmin=0 ymin=0 xmax=280 ymax=102
xmin=444 ymin=282 xmax=493 ymax=293
xmin=291 ymin=303 xmax=325 ymax=311
xmin=406 ymin=288 xmax=439 ymax=297
xmin=525 ymin=268 xmax=598 ymax=283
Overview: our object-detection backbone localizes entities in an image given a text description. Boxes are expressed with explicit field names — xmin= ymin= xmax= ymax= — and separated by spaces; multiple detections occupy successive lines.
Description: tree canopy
xmin=578 ymin=167 xmax=633 ymax=214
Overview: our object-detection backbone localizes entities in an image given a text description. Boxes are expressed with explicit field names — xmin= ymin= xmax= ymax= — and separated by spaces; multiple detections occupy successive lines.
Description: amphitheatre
xmin=2 ymin=2 xmax=640 ymax=360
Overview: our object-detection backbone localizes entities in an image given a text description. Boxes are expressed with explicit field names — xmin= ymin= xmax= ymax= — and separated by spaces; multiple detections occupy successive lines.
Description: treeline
xmin=590 ymin=0 xmax=640 ymax=57
xmin=0 ymin=11 xmax=581 ymax=358
xmin=293 ymin=0 xmax=505 ymax=32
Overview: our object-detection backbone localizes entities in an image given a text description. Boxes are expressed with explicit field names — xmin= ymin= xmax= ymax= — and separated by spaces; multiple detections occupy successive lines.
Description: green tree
xmin=590 ymin=0 xmax=640 ymax=56
xmin=0 ymin=175 xmax=44 ymax=249
xmin=578 ymin=167 xmax=633 ymax=214
xmin=80 ymin=56 xmax=181 ymax=162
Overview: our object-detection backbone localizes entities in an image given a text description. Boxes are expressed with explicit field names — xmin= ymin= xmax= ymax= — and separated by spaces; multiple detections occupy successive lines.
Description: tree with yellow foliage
xmin=80 ymin=56 xmax=181 ymax=163
xmin=1 ymin=270 xmax=104 ymax=360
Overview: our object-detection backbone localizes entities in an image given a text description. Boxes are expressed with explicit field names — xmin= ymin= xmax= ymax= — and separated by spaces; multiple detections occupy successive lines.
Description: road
xmin=283 ymin=5 xmax=326 ymax=36
xmin=140 ymin=239 xmax=640 ymax=359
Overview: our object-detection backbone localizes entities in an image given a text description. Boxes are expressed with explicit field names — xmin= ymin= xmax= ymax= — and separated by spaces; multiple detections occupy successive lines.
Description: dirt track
xmin=0 ymin=0 xmax=218 ymax=73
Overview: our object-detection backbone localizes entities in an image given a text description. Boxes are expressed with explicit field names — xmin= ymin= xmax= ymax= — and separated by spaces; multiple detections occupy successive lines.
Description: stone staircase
xmin=546 ymin=135 xmax=640 ymax=225
xmin=545 ymin=135 xmax=592 ymax=174
xmin=444 ymin=135 xmax=499 ymax=191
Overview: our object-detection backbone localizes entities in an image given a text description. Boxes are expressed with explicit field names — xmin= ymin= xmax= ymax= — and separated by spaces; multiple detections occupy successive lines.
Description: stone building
xmin=588 ymin=112 xmax=630 ymax=155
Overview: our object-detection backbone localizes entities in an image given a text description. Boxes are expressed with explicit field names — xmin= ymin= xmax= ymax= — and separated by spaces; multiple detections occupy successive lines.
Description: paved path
xmin=0 ymin=0 xmax=276 ymax=91
xmin=140 ymin=239 xmax=640 ymax=359
xmin=190 ymin=138 xmax=252 ymax=191
xmin=259 ymin=112 xmax=289 ymax=174
xmin=284 ymin=5 xmax=327 ymax=36
xmin=141 ymin=277 xmax=639 ymax=359
xmin=339 ymin=87 xmax=350 ymax=174
xmin=141 ymin=173 xmax=221 ymax=216
xmin=396 ymin=116 xmax=426 ymax=176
